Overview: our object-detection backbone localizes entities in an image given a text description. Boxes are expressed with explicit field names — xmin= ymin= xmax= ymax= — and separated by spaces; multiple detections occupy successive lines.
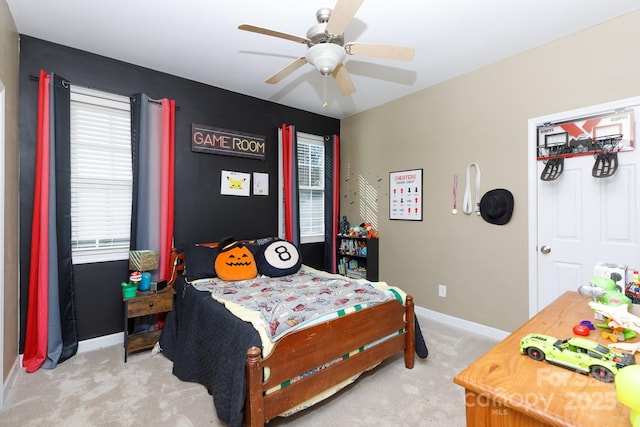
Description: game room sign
xmin=191 ymin=123 xmax=266 ymax=160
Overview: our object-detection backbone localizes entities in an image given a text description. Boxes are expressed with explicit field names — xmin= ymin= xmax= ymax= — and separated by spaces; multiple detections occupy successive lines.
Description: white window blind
xmin=297 ymin=133 xmax=325 ymax=243
xmin=70 ymin=86 xmax=132 ymax=264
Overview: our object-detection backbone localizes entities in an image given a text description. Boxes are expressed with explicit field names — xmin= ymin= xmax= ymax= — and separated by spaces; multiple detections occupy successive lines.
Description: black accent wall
xmin=18 ymin=36 xmax=340 ymax=350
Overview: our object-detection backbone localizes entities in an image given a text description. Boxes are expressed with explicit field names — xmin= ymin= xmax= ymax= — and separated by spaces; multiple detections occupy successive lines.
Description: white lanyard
xmin=462 ymin=163 xmax=481 ymax=215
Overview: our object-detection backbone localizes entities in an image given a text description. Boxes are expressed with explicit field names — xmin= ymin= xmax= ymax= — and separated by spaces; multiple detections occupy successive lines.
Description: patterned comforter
xmin=191 ymin=265 xmax=402 ymax=342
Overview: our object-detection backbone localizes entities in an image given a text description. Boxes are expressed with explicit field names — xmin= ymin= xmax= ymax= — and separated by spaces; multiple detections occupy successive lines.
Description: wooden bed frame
xmin=168 ymin=245 xmax=416 ymax=427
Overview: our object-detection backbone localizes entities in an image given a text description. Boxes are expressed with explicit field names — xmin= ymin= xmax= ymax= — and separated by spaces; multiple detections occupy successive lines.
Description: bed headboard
xmin=167 ymin=240 xmax=259 ymax=286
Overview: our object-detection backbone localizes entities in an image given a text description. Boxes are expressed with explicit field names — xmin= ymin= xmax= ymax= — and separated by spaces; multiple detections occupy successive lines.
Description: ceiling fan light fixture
xmin=240 ymin=0 xmax=415 ymax=105
xmin=305 ymin=43 xmax=346 ymax=75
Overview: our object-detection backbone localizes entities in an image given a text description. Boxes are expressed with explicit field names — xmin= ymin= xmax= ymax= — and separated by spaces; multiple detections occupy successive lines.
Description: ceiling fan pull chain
xmin=322 ymin=74 xmax=329 ymax=108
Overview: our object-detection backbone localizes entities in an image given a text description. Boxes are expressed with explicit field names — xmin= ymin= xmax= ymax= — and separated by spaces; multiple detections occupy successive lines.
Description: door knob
xmin=540 ymin=245 xmax=551 ymax=254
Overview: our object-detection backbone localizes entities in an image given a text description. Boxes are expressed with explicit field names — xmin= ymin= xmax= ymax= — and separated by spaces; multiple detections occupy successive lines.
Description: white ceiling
xmin=7 ymin=0 xmax=640 ymax=119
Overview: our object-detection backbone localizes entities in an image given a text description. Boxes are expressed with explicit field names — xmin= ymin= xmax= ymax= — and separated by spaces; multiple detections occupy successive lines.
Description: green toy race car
xmin=520 ymin=333 xmax=636 ymax=382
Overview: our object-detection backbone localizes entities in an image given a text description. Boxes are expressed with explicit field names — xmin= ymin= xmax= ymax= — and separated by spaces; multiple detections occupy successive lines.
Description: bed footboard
xmin=244 ymin=295 xmax=415 ymax=427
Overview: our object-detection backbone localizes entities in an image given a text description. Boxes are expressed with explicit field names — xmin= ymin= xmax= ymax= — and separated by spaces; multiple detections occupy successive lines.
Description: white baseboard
xmin=77 ymin=332 xmax=123 ymax=353
xmin=2 ymin=355 xmax=20 ymax=408
xmin=415 ymin=305 xmax=510 ymax=342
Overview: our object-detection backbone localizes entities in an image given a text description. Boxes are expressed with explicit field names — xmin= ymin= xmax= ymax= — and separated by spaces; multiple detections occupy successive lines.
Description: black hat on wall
xmin=480 ymin=189 xmax=514 ymax=225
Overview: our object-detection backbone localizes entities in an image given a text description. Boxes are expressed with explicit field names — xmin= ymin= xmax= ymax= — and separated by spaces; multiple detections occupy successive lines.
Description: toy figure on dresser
xmin=588 ymin=301 xmax=640 ymax=336
xmin=578 ymin=280 xmax=639 ymax=342
xmin=339 ymin=216 xmax=350 ymax=236
xmin=626 ymin=281 xmax=640 ymax=304
xmin=578 ymin=276 xmax=632 ymax=307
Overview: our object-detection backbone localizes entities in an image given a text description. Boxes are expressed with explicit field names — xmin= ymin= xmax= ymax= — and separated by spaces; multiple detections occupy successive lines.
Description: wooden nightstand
xmin=123 ymin=286 xmax=175 ymax=362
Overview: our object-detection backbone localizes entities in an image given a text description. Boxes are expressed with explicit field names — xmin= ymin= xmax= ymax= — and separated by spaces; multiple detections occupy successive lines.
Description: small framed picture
xmin=253 ymin=172 xmax=269 ymax=195
xmin=221 ymin=170 xmax=250 ymax=197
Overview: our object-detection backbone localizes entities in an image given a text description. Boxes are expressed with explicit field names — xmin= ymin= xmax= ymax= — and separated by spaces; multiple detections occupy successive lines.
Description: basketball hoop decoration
xmin=536 ymin=108 xmax=635 ymax=181
xmin=591 ymin=134 xmax=623 ymax=178
xmin=539 ymin=142 xmax=570 ymax=181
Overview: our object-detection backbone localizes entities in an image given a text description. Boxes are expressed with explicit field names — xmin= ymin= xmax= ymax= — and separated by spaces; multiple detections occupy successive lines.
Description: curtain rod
xmin=28 ymin=74 xmax=180 ymax=110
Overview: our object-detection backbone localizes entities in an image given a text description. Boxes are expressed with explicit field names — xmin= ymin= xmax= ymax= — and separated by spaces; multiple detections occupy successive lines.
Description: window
xmin=297 ymin=133 xmax=325 ymax=243
xmin=70 ymin=86 xmax=132 ymax=264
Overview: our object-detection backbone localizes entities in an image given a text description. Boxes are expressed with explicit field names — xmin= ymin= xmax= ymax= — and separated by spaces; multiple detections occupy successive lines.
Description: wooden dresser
xmin=454 ymin=291 xmax=635 ymax=426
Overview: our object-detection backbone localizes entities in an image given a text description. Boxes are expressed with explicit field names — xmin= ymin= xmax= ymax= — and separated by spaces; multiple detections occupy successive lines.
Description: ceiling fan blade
xmin=266 ymin=57 xmax=308 ymax=84
xmin=325 ymin=0 xmax=364 ymax=35
xmin=345 ymin=42 xmax=415 ymax=61
xmin=332 ymin=63 xmax=356 ymax=96
xmin=238 ymin=24 xmax=310 ymax=45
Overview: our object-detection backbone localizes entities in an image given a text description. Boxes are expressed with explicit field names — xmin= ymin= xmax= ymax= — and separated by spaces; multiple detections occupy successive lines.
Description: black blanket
xmin=160 ymin=276 xmax=261 ymax=427
xmin=160 ymin=276 xmax=428 ymax=427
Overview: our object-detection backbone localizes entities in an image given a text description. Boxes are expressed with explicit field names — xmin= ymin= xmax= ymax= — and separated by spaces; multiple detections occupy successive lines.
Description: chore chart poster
xmin=389 ymin=169 xmax=423 ymax=221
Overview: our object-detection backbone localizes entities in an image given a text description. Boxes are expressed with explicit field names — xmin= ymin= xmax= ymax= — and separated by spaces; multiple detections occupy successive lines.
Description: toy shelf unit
xmin=336 ymin=235 xmax=379 ymax=282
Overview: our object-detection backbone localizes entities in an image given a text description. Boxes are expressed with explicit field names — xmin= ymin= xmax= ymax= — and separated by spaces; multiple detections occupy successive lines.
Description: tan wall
xmin=341 ymin=11 xmax=640 ymax=332
xmin=0 ymin=0 xmax=20 ymax=384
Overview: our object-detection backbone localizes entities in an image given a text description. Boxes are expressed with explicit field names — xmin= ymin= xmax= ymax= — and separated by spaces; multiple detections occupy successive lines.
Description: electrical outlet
xmin=438 ymin=284 xmax=447 ymax=298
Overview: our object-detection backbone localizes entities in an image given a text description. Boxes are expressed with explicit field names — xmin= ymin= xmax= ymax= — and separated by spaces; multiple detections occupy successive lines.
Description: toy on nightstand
xmin=615 ymin=365 xmax=640 ymax=427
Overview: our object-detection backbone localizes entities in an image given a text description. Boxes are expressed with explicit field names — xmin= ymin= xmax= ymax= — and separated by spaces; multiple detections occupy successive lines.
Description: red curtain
xmin=23 ymin=70 xmax=52 ymax=373
xmin=24 ymin=70 xmax=78 ymax=372
xmin=281 ymin=124 xmax=300 ymax=246
xmin=159 ymin=99 xmax=176 ymax=280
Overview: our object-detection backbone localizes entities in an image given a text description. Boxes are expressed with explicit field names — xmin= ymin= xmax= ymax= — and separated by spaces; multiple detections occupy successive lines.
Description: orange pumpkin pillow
xmin=214 ymin=237 xmax=257 ymax=281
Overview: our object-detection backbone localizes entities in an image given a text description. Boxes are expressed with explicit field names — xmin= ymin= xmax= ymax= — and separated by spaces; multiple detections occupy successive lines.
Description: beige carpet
xmin=0 ymin=316 xmax=498 ymax=427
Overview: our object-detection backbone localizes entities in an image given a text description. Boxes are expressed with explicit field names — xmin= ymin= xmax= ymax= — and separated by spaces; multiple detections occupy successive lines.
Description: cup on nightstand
xmin=138 ymin=272 xmax=152 ymax=291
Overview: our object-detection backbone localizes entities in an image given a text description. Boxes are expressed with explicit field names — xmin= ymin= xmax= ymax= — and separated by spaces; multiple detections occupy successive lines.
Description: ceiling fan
xmin=238 ymin=0 xmax=415 ymax=108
